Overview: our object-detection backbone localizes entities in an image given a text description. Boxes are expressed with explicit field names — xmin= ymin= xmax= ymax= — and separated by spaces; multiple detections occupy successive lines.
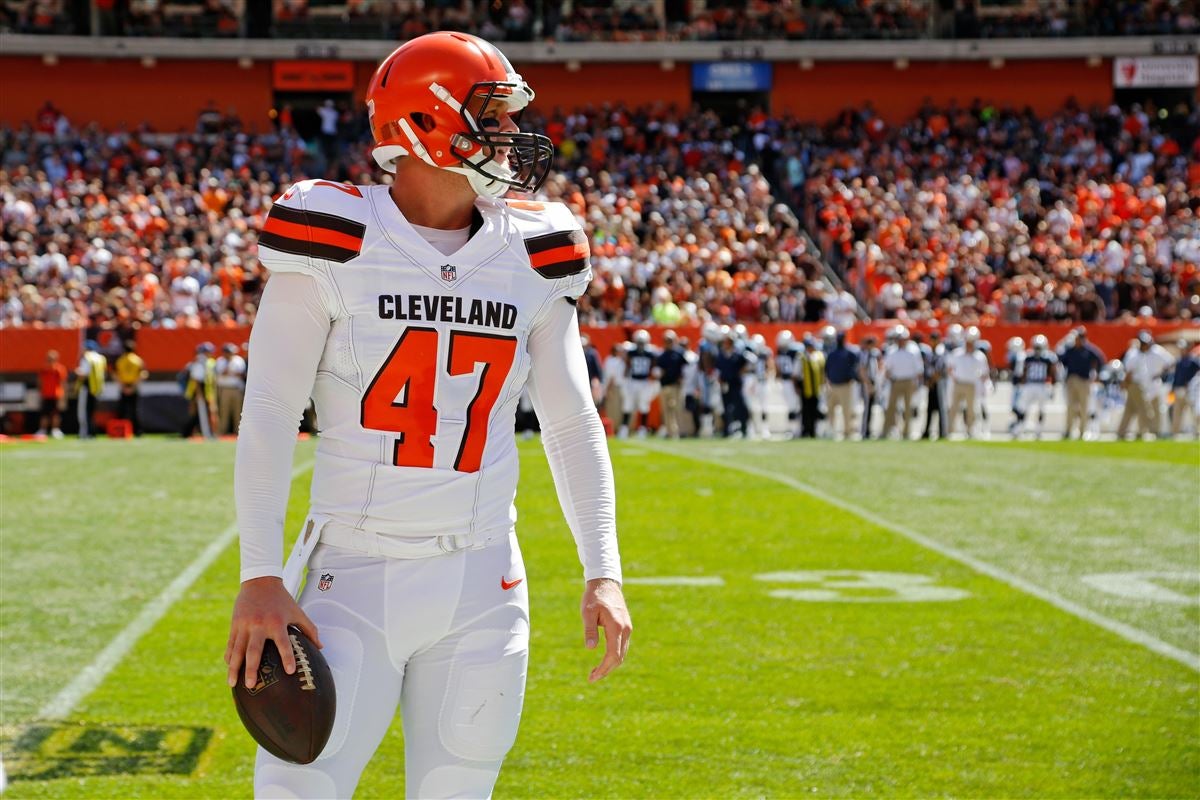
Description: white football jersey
xmin=258 ymin=180 xmax=592 ymax=538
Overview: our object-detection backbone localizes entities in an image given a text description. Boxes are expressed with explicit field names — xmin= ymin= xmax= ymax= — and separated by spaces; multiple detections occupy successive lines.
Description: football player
xmin=744 ymin=333 xmax=771 ymax=439
xmin=225 ymin=33 xmax=631 ymax=799
xmin=1014 ymin=334 xmax=1057 ymax=439
xmin=1005 ymin=336 xmax=1025 ymax=436
xmin=774 ymin=330 xmax=800 ymax=433
xmin=622 ymin=328 xmax=659 ymax=438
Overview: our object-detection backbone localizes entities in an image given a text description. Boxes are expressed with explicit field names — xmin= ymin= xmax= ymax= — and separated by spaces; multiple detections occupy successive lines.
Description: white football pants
xmin=255 ymin=532 xmax=530 ymax=799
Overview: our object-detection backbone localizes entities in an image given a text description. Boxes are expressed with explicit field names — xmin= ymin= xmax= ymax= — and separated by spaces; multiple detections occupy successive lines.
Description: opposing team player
xmin=225 ymin=33 xmax=630 ymax=799
xmin=622 ymin=328 xmax=659 ymax=438
xmin=1014 ymin=334 xmax=1058 ymax=439
xmin=774 ymin=330 xmax=800 ymax=432
xmin=1005 ymin=336 xmax=1025 ymax=436
xmin=744 ymin=333 xmax=771 ymax=439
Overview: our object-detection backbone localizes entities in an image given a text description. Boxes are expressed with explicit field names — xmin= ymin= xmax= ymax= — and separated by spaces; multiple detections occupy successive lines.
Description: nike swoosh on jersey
xmin=501 ymin=577 xmax=523 ymax=591
xmin=522 ymin=229 xmax=589 ymax=278
xmin=260 ymin=204 xmax=366 ymax=263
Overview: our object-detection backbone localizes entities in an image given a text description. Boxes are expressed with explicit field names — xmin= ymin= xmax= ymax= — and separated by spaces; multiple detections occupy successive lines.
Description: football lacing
xmin=290 ymin=633 xmax=316 ymax=691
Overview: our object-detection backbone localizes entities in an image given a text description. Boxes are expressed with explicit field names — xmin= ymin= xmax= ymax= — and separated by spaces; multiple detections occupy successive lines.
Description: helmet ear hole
xmin=410 ymin=112 xmax=436 ymax=133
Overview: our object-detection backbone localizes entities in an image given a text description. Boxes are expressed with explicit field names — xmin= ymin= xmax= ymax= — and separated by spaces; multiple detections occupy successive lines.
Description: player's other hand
xmin=581 ymin=578 xmax=631 ymax=683
xmin=225 ymin=576 xmax=322 ymax=689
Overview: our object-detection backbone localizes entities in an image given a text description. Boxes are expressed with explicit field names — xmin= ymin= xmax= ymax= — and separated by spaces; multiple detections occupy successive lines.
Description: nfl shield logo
xmin=440 ymin=264 xmax=457 ymax=282
xmin=318 ymin=572 xmax=334 ymax=591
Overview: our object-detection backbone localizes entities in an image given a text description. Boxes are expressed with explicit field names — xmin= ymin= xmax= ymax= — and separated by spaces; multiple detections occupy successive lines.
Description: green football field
xmin=1 ymin=436 xmax=1197 ymax=798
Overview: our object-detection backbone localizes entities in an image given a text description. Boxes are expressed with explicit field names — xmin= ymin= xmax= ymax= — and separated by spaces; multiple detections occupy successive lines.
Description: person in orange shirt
xmin=37 ymin=350 xmax=68 ymax=438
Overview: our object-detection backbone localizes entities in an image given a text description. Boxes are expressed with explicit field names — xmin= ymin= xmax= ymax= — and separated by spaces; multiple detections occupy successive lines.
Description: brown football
xmin=232 ymin=625 xmax=336 ymax=764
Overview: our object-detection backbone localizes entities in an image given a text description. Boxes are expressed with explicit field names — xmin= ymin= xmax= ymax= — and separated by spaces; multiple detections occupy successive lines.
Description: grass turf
xmin=0 ymin=436 xmax=1196 ymax=797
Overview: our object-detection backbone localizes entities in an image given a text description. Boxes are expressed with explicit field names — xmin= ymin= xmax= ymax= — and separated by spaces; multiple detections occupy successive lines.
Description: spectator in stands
xmin=1059 ymin=329 xmax=1106 ymax=439
xmin=114 ymin=339 xmax=148 ymax=436
xmin=36 ymin=349 xmax=67 ymax=438
xmin=75 ymin=339 xmax=107 ymax=439
xmin=215 ymin=342 xmax=247 ymax=436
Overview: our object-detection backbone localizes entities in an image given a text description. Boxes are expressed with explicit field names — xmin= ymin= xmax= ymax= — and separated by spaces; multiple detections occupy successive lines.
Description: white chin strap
xmin=445 ymin=153 xmax=516 ymax=198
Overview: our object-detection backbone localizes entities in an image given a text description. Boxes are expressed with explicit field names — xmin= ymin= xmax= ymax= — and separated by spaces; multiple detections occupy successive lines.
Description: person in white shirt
xmin=826 ymin=288 xmax=858 ymax=331
xmin=215 ymin=343 xmax=248 ymax=436
xmin=947 ymin=331 xmax=990 ymax=438
xmin=1118 ymin=331 xmax=1174 ymax=440
xmin=881 ymin=326 xmax=923 ymax=439
xmin=601 ymin=343 xmax=627 ymax=433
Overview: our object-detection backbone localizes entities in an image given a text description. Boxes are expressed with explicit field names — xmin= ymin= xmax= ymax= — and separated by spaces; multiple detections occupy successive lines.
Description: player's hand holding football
xmin=582 ymin=578 xmax=631 ymax=683
xmin=225 ymin=576 xmax=323 ymax=689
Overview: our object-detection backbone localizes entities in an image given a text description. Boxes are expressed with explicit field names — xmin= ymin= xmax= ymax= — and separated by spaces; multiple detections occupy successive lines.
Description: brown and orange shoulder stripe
xmin=259 ymin=204 xmax=366 ymax=264
xmin=522 ymin=229 xmax=590 ymax=279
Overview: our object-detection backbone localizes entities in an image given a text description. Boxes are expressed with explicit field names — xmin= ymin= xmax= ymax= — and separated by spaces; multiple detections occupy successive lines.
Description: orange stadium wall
xmin=0 ymin=57 xmax=276 ymax=132
xmin=0 ymin=56 xmax=1137 ymax=130
xmin=773 ymin=59 xmax=1115 ymax=121
xmin=2 ymin=323 xmax=1196 ymax=376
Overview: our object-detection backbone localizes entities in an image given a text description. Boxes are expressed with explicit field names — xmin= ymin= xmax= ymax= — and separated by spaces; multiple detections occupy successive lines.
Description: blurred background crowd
xmin=3 ymin=0 xmax=1197 ymax=41
xmin=2 ymin=95 xmax=1198 ymax=342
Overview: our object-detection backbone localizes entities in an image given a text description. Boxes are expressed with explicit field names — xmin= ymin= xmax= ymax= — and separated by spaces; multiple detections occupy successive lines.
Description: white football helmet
xmin=632 ymin=329 xmax=651 ymax=346
xmin=776 ymin=330 xmax=794 ymax=350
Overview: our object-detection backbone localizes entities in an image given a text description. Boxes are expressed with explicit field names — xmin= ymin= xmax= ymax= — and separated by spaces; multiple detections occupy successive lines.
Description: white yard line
xmin=641 ymin=443 xmax=1200 ymax=673
xmin=626 ymin=576 xmax=726 ymax=586
xmin=38 ymin=459 xmax=316 ymax=720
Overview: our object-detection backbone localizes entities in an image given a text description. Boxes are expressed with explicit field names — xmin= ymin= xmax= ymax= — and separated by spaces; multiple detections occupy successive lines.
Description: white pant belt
xmin=319 ymin=521 xmax=498 ymax=560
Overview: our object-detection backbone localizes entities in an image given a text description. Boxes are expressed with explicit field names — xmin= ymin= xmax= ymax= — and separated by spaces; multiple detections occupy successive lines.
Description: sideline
xmin=639 ymin=442 xmax=1200 ymax=673
xmin=37 ymin=459 xmax=316 ymax=720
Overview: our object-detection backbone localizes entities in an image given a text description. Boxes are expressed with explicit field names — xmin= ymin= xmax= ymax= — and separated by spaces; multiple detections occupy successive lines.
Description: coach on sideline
xmin=1060 ymin=329 xmax=1105 ymax=440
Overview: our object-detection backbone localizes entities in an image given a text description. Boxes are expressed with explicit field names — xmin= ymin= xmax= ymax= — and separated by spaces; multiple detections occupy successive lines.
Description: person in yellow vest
xmin=113 ymin=340 xmax=149 ymax=436
xmin=796 ymin=335 xmax=826 ymax=439
xmin=74 ymin=340 xmax=107 ymax=438
xmin=184 ymin=342 xmax=218 ymax=439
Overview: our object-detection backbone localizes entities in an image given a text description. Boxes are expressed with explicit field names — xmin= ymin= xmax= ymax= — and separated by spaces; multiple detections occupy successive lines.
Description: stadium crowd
xmin=3 ymin=0 xmax=1196 ymax=40
xmin=796 ymin=98 xmax=1200 ymax=325
xmin=3 ymin=97 xmax=1198 ymax=344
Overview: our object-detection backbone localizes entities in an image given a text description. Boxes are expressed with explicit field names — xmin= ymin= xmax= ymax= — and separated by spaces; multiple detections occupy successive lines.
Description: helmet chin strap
xmin=445 ymin=165 xmax=510 ymax=198
xmin=445 ymin=148 xmax=517 ymax=198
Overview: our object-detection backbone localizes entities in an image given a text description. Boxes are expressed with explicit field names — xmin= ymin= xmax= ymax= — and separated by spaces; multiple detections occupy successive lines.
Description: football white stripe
xmin=38 ymin=459 xmax=316 ymax=721
xmin=643 ymin=443 xmax=1200 ymax=673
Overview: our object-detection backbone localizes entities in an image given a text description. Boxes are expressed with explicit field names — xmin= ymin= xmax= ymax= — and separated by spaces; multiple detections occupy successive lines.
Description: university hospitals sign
xmin=1113 ymin=56 xmax=1199 ymax=88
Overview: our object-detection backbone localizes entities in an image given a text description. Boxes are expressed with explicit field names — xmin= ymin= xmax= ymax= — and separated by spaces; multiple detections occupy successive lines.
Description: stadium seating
xmin=2 ymin=0 xmax=1196 ymax=40
xmin=797 ymin=99 xmax=1200 ymax=325
xmin=2 ymin=97 xmax=1195 ymax=344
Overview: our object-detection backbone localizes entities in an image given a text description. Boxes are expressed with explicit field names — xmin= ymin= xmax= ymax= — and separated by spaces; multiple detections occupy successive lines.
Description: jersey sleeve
xmin=526 ymin=296 xmax=621 ymax=584
xmin=235 ymin=271 xmax=333 ymax=582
